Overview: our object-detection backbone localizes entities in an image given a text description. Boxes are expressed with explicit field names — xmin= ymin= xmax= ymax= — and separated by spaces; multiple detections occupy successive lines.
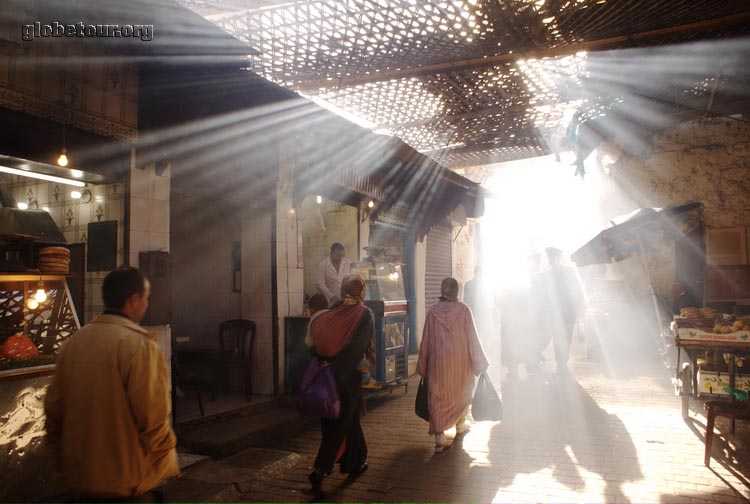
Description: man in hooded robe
xmin=417 ymin=277 xmax=489 ymax=453
xmin=307 ymin=274 xmax=373 ymax=496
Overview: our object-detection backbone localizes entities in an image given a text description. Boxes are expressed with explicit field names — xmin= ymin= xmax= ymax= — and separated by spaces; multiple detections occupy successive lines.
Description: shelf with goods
xmin=673 ymin=309 xmax=750 ymax=416
xmin=0 ymin=273 xmax=81 ymax=379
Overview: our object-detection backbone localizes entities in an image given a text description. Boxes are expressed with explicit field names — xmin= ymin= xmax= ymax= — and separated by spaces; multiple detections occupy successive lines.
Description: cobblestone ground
xmin=235 ymin=356 xmax=750 ymax=503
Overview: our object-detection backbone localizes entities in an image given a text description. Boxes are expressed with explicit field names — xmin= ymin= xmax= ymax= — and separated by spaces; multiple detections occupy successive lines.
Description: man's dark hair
xmin=308 ymin=293 xmax=329 ymax=312
xmin=102 ymin=266 xmax=146 ymax=310
xmin=331 ymin=243 xmax=344 ymax=253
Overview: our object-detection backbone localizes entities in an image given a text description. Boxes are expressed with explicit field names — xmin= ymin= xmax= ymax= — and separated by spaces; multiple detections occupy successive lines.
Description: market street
xmin=168 ymin=351 xmax=750 ymax=503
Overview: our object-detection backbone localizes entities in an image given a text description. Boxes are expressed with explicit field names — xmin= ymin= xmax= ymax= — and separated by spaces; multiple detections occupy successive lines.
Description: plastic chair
xmin=218 ymin=319 xmax=257 ymax=401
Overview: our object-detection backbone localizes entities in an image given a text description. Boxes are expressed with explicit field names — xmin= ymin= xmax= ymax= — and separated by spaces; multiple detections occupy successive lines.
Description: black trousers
xmin=313 ymin=371 xmax=367 ymax=474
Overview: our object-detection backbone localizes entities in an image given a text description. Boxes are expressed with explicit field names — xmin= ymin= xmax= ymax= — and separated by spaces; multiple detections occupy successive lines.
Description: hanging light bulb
xmin=367 ymin=200 xmax=375 ymax=208
xmin=26 ymin=298 xmax=39 ymax=310
xmin=57 ymin=148 xmax=69 ymax=167
xmin=34 ymin=282 xmax=47 ymax=303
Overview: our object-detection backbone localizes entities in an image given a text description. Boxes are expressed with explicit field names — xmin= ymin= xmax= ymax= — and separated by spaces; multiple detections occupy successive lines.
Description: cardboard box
xmin=677 ymin=327 xmax=750 ymax=343
xmin=697 ymin=369 xmax=750 ymax=395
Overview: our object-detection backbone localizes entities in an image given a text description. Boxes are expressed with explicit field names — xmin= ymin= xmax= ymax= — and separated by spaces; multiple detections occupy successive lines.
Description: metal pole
xmin=636 ymin=231 xmax=665 ymax=337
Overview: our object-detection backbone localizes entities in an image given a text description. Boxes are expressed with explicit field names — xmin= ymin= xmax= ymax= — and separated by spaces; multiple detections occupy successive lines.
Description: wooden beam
xmin=379 ymin=101 xmax=555 ymax=130
xmin=292 ymin=13 xmax=750 ymax=91
xmin=424 ymin=141 xmax=546 ymax=158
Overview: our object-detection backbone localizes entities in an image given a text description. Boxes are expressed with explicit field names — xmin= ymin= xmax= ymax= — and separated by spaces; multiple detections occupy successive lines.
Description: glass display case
xmin=351 ymin=260 xmax=410 ymax=388
xmin=350 ymin=261 xmax=405 ymax=302
xmin=0 ymin=274 xmax=80 ymax=375
xmin=0 ymin=274 xmax=80 ymax=502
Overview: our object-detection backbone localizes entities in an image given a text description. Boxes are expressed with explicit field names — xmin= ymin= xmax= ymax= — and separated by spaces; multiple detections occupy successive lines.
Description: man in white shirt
xmin=316 ymin=242 xmax=352 ymax=305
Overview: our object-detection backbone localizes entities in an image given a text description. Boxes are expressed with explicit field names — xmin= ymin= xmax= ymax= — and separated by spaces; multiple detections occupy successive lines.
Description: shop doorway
xmin=300 ymin=195 xmax=359 ymax=303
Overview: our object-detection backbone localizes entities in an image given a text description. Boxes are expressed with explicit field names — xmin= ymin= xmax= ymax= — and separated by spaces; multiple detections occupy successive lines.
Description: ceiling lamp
xmin=57 ymin=148 xmax=68 ymax=167
xmin=34 ymin=282 xmax=47 ymax=303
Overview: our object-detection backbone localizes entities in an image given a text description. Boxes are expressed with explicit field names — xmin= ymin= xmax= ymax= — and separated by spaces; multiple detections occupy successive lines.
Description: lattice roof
xmin=179 ymin=0 xmax=750 ymax=169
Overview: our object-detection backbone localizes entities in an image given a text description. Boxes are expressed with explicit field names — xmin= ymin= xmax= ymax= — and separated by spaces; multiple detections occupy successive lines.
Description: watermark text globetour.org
xmin=22 ymin=22 xmax=153 ymax=42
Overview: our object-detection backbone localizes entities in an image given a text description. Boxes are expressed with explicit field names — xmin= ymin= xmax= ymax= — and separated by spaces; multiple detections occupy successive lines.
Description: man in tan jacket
xmin=44 ymin=266 xmax=179 ymax=501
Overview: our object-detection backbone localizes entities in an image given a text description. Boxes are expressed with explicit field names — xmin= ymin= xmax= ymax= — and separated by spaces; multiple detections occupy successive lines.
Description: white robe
xmin=315 ymin=257 xmax=352 ymax=302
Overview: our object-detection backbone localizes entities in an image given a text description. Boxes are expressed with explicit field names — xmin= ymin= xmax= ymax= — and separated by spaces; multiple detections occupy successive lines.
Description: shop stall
xmin=0 ymin=204 xmax=83 ymax=501
xmin=284 ymin=253 xmax=411 ymax=394
xmin=0 ymin=245 xmax=80 ymax=502
xmin=0 ymin=213 xmax=81 ymax=375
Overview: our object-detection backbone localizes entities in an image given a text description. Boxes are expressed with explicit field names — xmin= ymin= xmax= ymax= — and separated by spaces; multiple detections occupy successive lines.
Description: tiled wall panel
xmin=8 ymin=176 xmax=125 ymax=323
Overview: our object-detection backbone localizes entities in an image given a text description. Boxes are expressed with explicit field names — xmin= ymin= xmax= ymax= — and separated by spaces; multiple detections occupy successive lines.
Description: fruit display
xmin=713 ymin=318 xmax=750 ymax=333
xmin=675 ymin=307 xmax=750 ymax=333
xmin=0 ymin=333 xmax=39 ymax=360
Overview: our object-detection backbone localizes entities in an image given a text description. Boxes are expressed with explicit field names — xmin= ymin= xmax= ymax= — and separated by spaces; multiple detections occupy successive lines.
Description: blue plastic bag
xmin=297 ymin=357 xmax=341 ymax=419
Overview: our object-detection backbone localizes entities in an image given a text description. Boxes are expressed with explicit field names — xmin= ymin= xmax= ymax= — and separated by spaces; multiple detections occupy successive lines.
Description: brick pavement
xmin=230 ymin=358 xmax=750 ymax=503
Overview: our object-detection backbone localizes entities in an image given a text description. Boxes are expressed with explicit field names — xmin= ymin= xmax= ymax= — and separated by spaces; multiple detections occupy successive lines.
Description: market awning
xmin=571 ymin=201 xmax=703 ymax=267
xmin=290 ymin=110 xmax=484 ymax=240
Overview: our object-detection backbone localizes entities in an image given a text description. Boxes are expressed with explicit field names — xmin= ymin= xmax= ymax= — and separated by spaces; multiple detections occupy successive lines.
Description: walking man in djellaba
xmin=417 ymin=277 xmax=489 ymax=453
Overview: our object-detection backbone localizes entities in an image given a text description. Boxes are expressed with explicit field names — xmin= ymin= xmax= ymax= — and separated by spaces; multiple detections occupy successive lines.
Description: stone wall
xmin=610 ymin=117 xmax=750 ymax=228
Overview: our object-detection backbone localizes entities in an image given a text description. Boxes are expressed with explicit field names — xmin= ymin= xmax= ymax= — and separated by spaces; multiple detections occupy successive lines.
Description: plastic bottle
xmin=723 ymin=387 xmax=748 ymax=401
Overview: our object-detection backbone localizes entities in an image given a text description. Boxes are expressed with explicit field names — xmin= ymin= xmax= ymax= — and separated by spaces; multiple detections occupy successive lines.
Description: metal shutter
xmin=425 ymin=222 xmax=452 ymax=311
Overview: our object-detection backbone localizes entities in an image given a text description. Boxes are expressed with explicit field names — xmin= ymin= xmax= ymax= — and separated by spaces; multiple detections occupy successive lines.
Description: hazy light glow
xmin=309 ymin=96 xmax=377 ymax=129
xmin=474 ymin=147 xmax=673 ymax=395
xmin=480 ymin=154 xmax=607 ymax=288
xmin=0 ymin=166 xmax=85 ymax=187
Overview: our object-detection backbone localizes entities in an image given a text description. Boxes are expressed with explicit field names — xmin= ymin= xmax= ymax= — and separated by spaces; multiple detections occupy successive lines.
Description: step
xmin=177 ymin=451 xmax=211 ymax=471
xmin=177 ymin=404 xmax=316 ymax=459
xmin=159 ymin=448 xmax=302 ymax=503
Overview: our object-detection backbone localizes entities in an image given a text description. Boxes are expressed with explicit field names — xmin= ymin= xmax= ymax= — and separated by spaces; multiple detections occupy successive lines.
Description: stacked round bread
xmin=680 ymin=307 xmax=701 ymax=319
xmin=38 ymin=246 xmax=70 ymax=274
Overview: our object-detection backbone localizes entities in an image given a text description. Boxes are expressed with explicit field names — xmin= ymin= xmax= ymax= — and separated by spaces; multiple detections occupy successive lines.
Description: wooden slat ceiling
xmin=178 ymin=0 xmax=750 ymax=170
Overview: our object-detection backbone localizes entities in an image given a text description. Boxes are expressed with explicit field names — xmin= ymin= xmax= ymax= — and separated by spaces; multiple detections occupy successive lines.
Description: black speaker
xmin=87 ymin=221 xmax=118 ymax=272
xmin=139 ymin=251 xmax=171 ymax=325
